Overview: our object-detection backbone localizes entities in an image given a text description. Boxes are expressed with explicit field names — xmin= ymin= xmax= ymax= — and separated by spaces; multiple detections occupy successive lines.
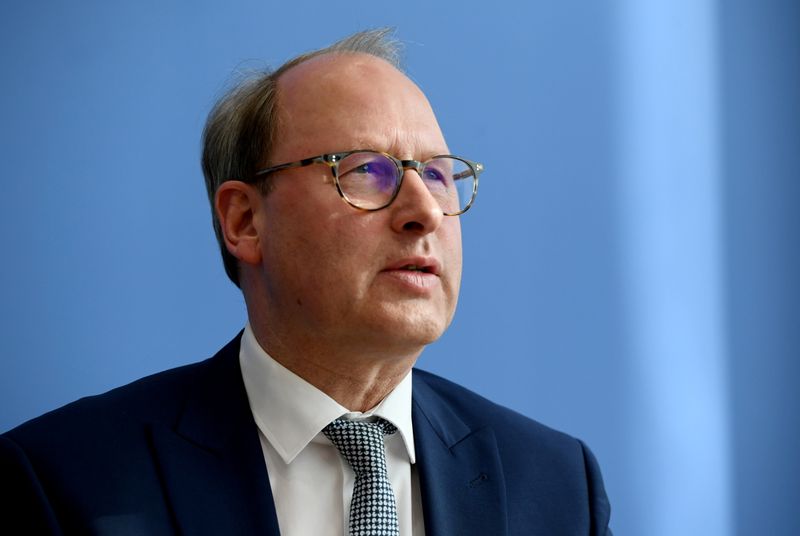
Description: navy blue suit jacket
xmin=1 ymin=335 xmax=612 ymax=535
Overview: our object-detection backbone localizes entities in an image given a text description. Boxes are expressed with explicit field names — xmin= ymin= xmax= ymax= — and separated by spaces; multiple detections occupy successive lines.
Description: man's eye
xmin=342 ymin=161 xmax=378 ymax=176
xmin=423 ymin=168 xmax=447 ymax=184
xmin=353 ymin=163 xmax=373 ymax=174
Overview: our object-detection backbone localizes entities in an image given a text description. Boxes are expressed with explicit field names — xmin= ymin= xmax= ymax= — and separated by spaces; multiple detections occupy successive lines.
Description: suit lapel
xmin=149 ymin=336 xmax=281 ymax=535
xmin=412 ymin=373 xmax=508 ymax=536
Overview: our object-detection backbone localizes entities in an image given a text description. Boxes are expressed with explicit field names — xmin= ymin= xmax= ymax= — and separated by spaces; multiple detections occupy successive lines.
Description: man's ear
xmin=215 ymin=181 xmax=264 ymax=266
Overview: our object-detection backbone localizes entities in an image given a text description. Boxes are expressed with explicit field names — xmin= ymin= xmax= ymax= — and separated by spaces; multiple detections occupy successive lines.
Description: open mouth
xmin=400 ymin=264 xmax=433 ymax=273
xmin=384 ymin=257 xmax=441 ymax=277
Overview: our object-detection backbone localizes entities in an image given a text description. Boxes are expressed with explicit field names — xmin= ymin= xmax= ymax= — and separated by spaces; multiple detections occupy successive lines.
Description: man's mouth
xmin=400 ymin=264 xmax=433 ymax=273
xmin=384 ymin=257 xmax=441 ymax=276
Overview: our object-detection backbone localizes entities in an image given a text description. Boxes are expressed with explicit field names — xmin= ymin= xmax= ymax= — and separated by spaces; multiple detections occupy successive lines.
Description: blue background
xmin=1 ymin=1 xmax=798 ymax=534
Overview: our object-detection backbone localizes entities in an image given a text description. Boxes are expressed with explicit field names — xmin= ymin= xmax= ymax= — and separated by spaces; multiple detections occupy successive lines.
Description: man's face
xmin=252 ymin=53 xmax=462 ymax=358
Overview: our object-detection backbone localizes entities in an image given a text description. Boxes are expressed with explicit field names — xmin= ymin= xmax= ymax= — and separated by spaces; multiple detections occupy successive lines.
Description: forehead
xmin=274 ymin=53 xmax=447 ymax=159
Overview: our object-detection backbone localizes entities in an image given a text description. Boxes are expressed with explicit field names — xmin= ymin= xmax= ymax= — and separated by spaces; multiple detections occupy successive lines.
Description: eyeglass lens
xmin=335 ymin=152 xmax=475 ymax=213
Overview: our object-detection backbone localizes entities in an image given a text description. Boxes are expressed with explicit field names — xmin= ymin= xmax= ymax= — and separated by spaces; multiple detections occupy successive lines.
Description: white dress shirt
xmin=239 ymin=324 xmax=425 ymax=535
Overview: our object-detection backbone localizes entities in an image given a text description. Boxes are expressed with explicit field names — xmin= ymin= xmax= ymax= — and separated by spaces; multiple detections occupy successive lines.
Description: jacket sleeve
xmin=0 ymin=435 xmax=63 ymax=535
xmin=579 ymin=439 xmax=613 ymax=536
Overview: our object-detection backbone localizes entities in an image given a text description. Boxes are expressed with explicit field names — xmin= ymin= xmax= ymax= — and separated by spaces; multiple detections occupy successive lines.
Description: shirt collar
xmin=238 ymin=323 xmax=416 ymax=465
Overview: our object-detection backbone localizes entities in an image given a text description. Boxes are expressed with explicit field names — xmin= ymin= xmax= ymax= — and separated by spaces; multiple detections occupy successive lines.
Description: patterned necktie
xmin=323 ymin=418 xmax=400 ymax=536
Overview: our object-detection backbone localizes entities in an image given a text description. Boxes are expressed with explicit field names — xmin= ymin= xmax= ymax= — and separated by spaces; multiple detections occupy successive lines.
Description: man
xmin=1 ymin=29 xmax=611 ymax=535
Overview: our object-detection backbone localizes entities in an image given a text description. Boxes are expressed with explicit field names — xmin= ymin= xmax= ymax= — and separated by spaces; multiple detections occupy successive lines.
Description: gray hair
xmin=201 ymin=28 xmax=403 ymax=287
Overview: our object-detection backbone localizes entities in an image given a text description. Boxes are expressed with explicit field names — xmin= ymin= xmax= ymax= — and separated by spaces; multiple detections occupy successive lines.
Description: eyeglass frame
xmin=247 ymin=150 xmax=484 ymax=216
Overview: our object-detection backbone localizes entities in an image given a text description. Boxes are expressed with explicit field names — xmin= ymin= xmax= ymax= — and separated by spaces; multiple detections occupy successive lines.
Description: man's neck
xmin=249 ymin=321 xmax=422 ymax=412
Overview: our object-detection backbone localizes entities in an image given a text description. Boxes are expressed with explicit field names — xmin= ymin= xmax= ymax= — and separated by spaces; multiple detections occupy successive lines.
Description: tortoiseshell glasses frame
xmin=248 ymin=150 xmax=484 ymax=215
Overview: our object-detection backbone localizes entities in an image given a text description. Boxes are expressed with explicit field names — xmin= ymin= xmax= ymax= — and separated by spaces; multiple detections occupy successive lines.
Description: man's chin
xmin=370 ymin=312 xmax=449 ymax=349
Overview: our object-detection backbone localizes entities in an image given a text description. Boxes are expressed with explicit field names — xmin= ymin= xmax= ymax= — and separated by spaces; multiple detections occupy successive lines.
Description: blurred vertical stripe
xmin=616 ymin=1 xmax=731 ymax=534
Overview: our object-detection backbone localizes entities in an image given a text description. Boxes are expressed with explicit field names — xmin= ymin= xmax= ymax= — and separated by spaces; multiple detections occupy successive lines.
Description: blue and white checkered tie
xmin=323 ymin=418 xmax=400 ymax=536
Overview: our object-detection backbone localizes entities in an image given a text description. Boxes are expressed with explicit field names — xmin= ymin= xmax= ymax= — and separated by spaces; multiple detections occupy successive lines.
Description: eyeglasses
xmin=249 ymin=150 xmax=484 ymax=215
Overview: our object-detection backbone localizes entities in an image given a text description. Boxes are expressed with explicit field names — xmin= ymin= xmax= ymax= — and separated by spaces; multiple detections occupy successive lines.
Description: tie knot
xmin=322 ymin=418 xmax=397 ymax=476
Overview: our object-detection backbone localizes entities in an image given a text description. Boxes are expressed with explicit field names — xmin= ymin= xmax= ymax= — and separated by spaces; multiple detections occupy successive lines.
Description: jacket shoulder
xmin=413 ymin=368 xmax=612 ymax=534
xmin=6 ymin=358 xmax=207 ymax=443
xmin=3 ymin=333 xmax=241 ymax=449
xmin=0 ymin=335 xmax=245 ymax=533
xmin=412 ymin=367 xmax=576 ymax=446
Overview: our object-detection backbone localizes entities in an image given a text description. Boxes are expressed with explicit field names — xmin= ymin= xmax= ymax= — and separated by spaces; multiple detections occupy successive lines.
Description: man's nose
xmin=388 ymin=169 xmax=444 ymax=234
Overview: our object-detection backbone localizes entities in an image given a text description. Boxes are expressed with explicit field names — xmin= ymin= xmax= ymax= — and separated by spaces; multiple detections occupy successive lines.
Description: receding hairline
xmin=274 ymin=50 xmax=417 ymax=106
xmin=281 ymin=49 xmax=402 ymax=78
xmin=269 ymin=51 xmax=429 ymax=156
